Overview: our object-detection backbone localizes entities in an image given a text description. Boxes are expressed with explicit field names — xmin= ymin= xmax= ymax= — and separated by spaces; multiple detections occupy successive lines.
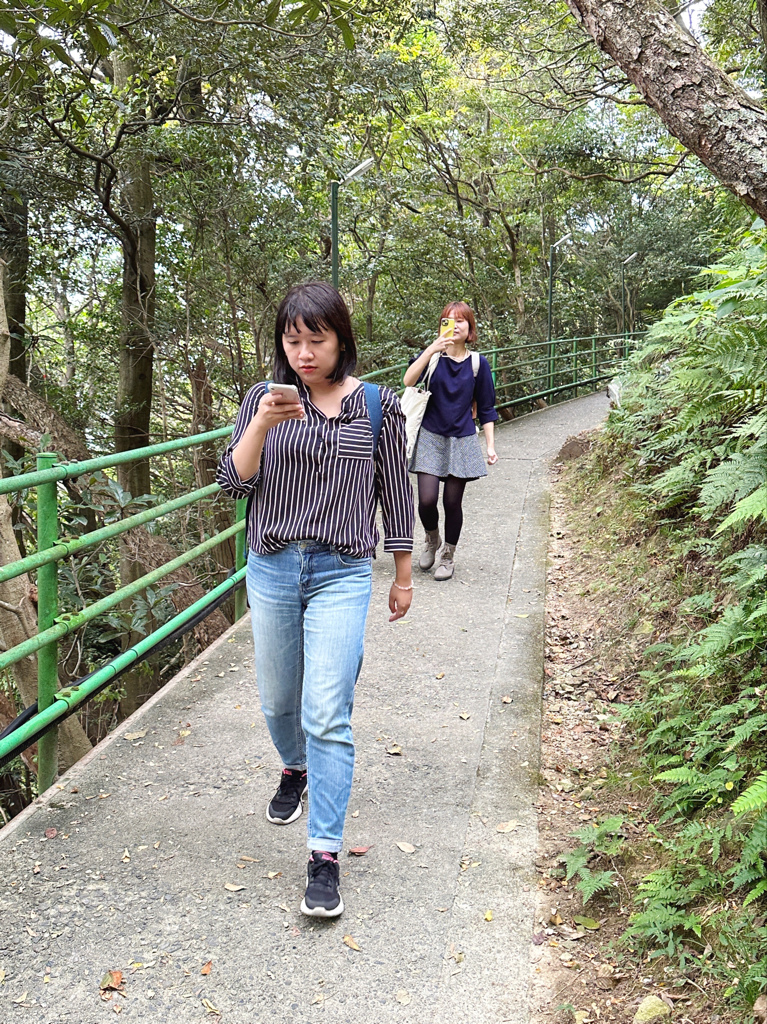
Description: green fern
xmin=742 ymin=879 xmax=767 ymax=908
xmin=731 ymin=772 xmax=767 ymax=817
xmin=576 ymin=867 xmax=617 ymax=905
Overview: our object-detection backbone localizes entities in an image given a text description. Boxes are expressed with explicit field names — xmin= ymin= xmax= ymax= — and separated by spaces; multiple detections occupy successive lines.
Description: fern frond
xmin=731 ymin=774 xmax=767 ymax=817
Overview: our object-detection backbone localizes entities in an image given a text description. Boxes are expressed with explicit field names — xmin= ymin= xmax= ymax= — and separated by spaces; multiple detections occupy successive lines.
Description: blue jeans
xmin=246 ymin=543 xmax=373 ymax=852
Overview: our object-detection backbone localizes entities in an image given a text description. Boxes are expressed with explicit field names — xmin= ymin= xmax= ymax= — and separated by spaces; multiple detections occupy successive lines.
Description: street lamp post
xmin=331 ymin=157 xmax=375 ymax=289
xmin=547 ymin=232 xmax=572 ymax=393
xmin=621 ymin=252 xmax=639 ymax=356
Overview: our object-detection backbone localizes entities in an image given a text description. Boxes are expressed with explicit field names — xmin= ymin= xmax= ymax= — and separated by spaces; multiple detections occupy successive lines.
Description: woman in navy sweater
xmin=403 ymin=302 xmax=498 ymax=580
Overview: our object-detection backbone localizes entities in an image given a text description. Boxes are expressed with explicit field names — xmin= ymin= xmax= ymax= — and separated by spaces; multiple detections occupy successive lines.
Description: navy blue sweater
xmin=410 ymin=353 xmax=498 ymax=438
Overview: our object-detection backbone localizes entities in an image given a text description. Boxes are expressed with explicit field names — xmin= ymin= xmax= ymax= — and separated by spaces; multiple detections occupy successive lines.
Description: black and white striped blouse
xmin=216 ymin=381 xmax=414 ymax=558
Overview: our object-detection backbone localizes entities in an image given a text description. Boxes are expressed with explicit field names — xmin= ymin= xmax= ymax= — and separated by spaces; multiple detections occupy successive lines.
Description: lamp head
xmin=341 ymin=157 xmax=375 ymax=185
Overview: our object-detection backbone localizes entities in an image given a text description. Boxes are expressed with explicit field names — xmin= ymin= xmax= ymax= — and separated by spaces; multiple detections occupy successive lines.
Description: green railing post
xmin=331 ymin=180 xmax=339 ymax=289
xmin=234 ymin=497 xmax=248 ymax=620
xmin=591 ymin=334 xmax=597 ymax=380
xmin=490 ymin=349 xmax=497 ymax=386
xmin=36 ymin=452 xmax=59 ymax=792
xmin=572 ymin=336 xmax=578 ymax=390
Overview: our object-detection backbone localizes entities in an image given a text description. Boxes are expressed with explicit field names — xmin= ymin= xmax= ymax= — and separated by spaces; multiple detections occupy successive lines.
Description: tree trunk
xmin=366 ymin=272 xmax=379 ymax=350
xmin=113 ymin=56 xmax=156 ymax=502
xmin=0 ymin=195 xmax=28 ymax=391
xmin=190 ymin=357 xmax=236 ymax=577
xmin=564 ymin=0 xmax=767 ymax=220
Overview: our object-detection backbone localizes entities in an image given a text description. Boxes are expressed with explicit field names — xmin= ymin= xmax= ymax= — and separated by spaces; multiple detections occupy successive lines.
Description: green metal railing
xmin=363 ymin=330 xmax=643 ymax=407
xmin=0 ymin=428 xmax=248 ymax=787
xmin=0 ymin=328 xmax=639 ymax=791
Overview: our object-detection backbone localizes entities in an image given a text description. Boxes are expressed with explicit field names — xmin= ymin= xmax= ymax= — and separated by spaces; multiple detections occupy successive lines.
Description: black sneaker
xmin=300 ymin=851 xmax=344 ymax=918
xmin=266 ymin=768 xmax=307 ymax=825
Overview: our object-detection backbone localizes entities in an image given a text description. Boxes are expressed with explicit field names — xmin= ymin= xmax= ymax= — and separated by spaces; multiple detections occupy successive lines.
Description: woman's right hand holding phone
xmin=232 ymin=388 xmax=303 ymax=480
xmin=429 ymin=330 xmax=452 ymax=356
xmin=255 ymin=390 xmax=304 ymax=432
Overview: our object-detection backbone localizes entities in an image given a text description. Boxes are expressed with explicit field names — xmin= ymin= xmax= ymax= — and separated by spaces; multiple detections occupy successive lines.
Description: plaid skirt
xmin=408 ymin=427 xmax=487 ymax=480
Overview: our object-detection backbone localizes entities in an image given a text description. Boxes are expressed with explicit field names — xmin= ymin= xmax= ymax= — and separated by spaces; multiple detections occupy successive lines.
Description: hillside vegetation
xmin=564 ymin=222 xmax=767 ymax=1007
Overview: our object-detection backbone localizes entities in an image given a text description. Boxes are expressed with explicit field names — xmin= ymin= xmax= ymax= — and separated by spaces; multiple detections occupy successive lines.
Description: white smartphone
xmin=267 ymin=382 xmax=301 ymax=401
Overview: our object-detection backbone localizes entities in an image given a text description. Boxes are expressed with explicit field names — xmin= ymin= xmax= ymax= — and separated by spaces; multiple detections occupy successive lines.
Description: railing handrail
xmin=0 ymin=426 xmax=234 ymax=495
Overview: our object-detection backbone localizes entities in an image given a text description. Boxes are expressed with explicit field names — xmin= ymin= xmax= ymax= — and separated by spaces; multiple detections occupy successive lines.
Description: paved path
xmin=0 ymin=393 xmax=609 ymax=1024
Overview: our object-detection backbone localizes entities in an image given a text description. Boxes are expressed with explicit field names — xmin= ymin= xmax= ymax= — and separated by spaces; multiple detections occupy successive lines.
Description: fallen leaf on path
xmin=396 ymin=990 xmax=411 ymax=1005
xmin=100 ymin=971 xmax=124 ymax=992
xmin=121 ymin=849 xmax=130 ymax=863
xmin=224 ymin=883 xmax=245 ymax=892
xmin=266 ymin=871 xmax=282 ymax=880
xmin=44 ymin=828 xmax=57 ymax=840
xmin=348 ymin=846 xmax=372 ymax=856
xmin=200 ymin=961 xmax=212 ymax=975
xmin=386 ymin=743 xmax=402 ymax=756
xmin=240 ymin=855 xmax=257 ymax=862
xmin=459 ymin=712 xmax=470 ymax=720
xmin=513 ymin=614 xmax=530 ymax=618
xmin=13 ymin=991 xmax=29 ymax=1004
xmin=531 ymin=932 xmax=546 ymax=945
xmin=124 ymin=730 xmax=147 ymax=741
xmin=496 ymin=820 xmax=521 ymax=833
xmin=202 ymin=997 xmax=220 ymax=1015
xmin=573 ymin=915 xmax=601 ymax=930
xmin=501 ymin=695 xmax=512 ymax=704
xmin=484 ymin=910 xmax=493 ymax=921
xmin=436 ymin=672 xmax=445 ymax=679
xmin=351 ymin=809 xmax=359 ymax=818
xmin=396 ymin=841 xmax=415 ymax=854
xmin=343 ymin=935 xmax=361 ymax=951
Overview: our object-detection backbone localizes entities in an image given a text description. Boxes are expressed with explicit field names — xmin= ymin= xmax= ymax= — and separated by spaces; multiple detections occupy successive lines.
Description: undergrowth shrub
xmin=580 ymin=222 xmax=767 ymax=1004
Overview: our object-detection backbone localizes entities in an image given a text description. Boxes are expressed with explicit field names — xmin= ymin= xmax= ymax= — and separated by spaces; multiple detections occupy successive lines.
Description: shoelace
xmin=308 ymin=853 xmax=338 ymax=890
xmin=279 ymin=769 xmax=306 ymax=792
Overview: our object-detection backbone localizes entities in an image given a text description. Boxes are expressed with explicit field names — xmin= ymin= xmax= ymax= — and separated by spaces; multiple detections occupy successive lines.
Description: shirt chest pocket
xmin=337 ymin=420 xmax=374 ymax=460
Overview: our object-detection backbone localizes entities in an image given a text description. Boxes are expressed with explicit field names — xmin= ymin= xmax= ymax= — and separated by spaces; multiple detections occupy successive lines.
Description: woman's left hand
xmin=389 ymin=583 xmax=413 ymax=622
xmin=487 ymin=447 xmax=498 ymax=465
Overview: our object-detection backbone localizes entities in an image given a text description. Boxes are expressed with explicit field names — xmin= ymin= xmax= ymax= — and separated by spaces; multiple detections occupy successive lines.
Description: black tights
xmin=417 ymin=474 xmax=468 ymax=547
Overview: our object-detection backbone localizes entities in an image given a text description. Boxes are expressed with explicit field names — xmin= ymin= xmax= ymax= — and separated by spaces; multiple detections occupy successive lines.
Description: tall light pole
xmin=331 ymin=157 xmax=374 ymax=289
xmin=621 ymin=252 xmax=639 ymax=355
xmin=547 ymin=232 xmax=572 ymax=393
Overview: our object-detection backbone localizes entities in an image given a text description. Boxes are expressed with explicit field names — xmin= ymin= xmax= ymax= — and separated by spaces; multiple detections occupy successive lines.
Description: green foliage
xmin=564 ymin=816 xmax=624 ymax=905
xmin=588 ymin=224 xmax=767 ymax=1002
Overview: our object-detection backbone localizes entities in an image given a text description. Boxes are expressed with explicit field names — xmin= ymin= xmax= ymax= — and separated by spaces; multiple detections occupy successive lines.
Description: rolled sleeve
xmin=216 ymin=383 xmax=266 ymax=498
xmin=475 ymin=357 xmax=498 ymax=425
xmin=375 ymin=387 xmax=414 ymax=552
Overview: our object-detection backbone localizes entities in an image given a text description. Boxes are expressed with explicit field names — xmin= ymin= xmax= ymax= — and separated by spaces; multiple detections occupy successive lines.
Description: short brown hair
xmin=440 ymin=301 xmax=477 ymax=343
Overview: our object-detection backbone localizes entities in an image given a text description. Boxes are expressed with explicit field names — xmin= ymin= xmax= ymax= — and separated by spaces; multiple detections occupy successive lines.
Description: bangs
xmin=281 ymin=293 xmax=330 ymax=336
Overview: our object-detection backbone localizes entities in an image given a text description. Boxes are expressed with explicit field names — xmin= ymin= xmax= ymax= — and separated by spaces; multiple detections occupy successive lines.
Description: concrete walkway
xmin=0 ymin=393 xmax=609 ymax=1024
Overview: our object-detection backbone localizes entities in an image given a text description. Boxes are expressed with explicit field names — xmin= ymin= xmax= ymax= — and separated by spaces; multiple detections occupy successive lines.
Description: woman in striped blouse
xmin=217 ymin=281 xmax=414 ymax=919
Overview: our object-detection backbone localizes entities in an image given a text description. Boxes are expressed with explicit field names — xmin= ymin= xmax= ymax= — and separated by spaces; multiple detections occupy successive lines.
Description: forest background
xmin=0 ymin=0 xmax=760 ymax=822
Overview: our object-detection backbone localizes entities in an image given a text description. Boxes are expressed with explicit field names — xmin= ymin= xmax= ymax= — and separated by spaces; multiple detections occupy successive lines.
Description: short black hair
xmin=273 ymin=282 xmax=357 ymax=385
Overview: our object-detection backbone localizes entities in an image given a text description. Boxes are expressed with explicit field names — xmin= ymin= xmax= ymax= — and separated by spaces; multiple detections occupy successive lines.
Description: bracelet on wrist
xmin=393 ymin=581 xmax=413 ymax=591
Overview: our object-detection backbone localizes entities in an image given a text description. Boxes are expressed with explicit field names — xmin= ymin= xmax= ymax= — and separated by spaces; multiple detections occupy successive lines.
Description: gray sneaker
xmin=419 ymin=529 xmax=442 ymax=570
xmin=433 ymin=544 xmax=456 ymax=581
